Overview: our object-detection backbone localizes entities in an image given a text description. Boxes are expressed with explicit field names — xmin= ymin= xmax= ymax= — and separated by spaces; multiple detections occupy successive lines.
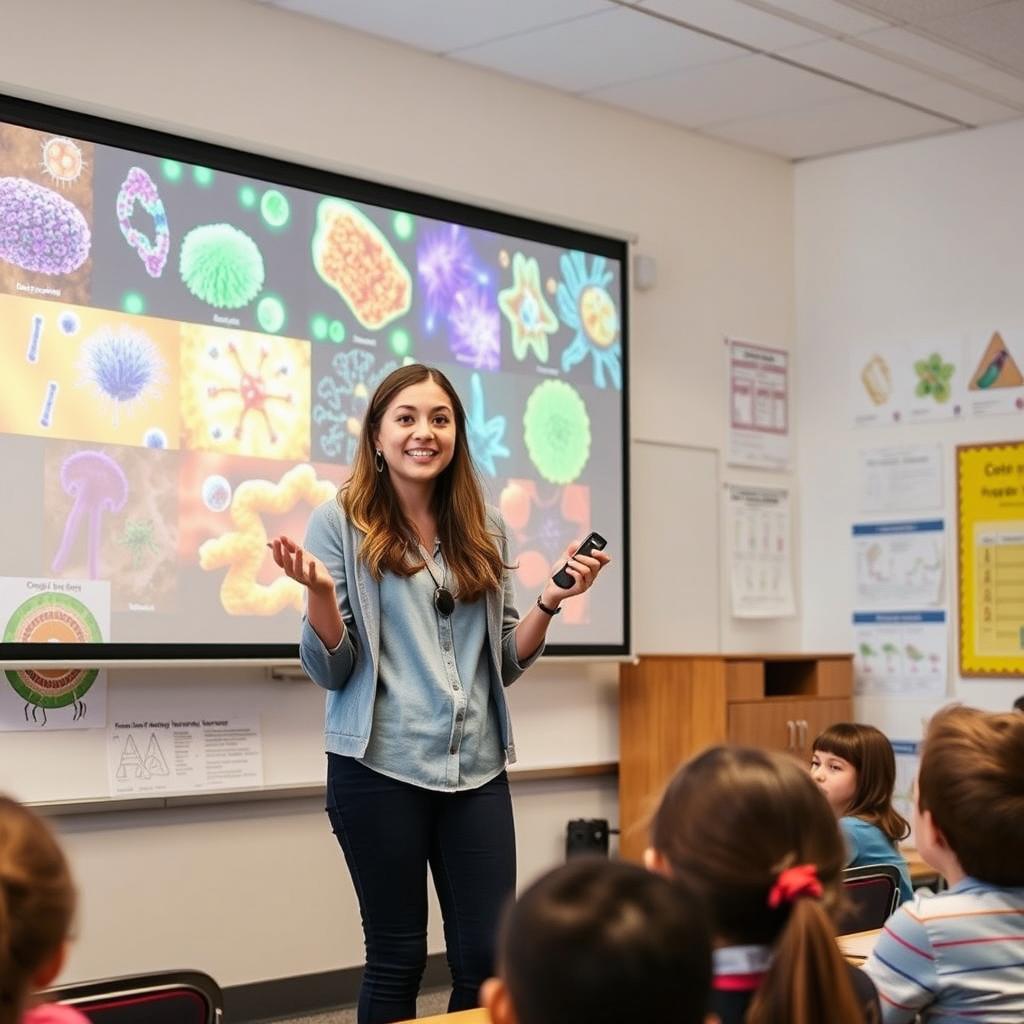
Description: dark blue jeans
xmin=326 ymin=754 xmax=516 ymax=1024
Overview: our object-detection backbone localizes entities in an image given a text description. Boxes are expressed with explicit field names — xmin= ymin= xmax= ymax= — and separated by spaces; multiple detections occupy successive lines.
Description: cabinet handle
xmin=785 ymin=720 xmax=796 ymax=751
xmin=798 ymin=719 xmax=808 ymax=750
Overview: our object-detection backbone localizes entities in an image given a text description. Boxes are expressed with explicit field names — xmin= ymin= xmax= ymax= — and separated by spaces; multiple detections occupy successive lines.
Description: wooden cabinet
xmin=618 ymin=654 xmax=852 ymax=861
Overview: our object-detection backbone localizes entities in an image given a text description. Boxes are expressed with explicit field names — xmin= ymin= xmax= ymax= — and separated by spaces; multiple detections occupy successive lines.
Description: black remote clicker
xmin=552 ymin=531 xmax=608 ymax=589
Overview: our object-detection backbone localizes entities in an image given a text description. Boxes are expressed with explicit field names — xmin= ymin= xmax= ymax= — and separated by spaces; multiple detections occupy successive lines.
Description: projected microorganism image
xmin=499 ymin=251 xmax=558 ymax=364
xmin=78 ymin=324 xmax=166 ymax=426
xmin=312 ymin=348 xmax=397 ymax=463
xmin=523 ymin=378 xmax=592 ymax=485
xmin=557 ymin=251 xmax=622 ymax=390
xmin=417 ymin=223 xmax=477 ymax=335
xmin=465 ymin=372 xmax=509 ymax=476
xmin=179 ymin=223 xmax=265 ymax=309
xmin=448 ymin=286 xmax=500 ymax=371
xmin=58 ymin=309 xmax=80 ymax=335
xmin=117 ymin=166 xmax=170 ymax=278
xmin=118 ymin=517 xmax=160 ymax=569
xmin=0 ymin=177 xmax=91 ymax=275
xmin=260 ymin=189 xmax=290 ymax=229
xmin=40 ymin=136 xmax=85 ymax=187
xmin=179 ymin=323 xmax=311 ymax=459
xmin=201 ymin=474 xmax=233 ymax=512
xmin=26 ymin=314 xmax=43 ymax=363
xmin=143 ymin=428 xmax=167 ymax=449
xmin=198 ymin=463 xmax=338 ymax=615
xmin=312 ymin=198 xmax=412 ymax=331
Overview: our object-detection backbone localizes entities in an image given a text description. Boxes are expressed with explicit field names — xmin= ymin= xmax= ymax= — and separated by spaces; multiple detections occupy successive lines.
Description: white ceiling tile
xmin=588 ymin=54 xmax=854 ymax=127
xmin=919 ymin=1 xmax=1024 ymax=76
xmin=636 ymin=0 xmax=823 ymax=50
xmin=747 ymin=0 xmax=891 ymax=34
xmin=841 ymin=1 xmax=1005 ymax=27
xmin=704 ymin=92 xmax=954 ymax=157
xmin=261 ymin=0 xmax=612 ymax=54
xmin=452 ymin=7 xmax=745 ymax=93
xmin=781 ymin=36 xmax=1021 ymax=122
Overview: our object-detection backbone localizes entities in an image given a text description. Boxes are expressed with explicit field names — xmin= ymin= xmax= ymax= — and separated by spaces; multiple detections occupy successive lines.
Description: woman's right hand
xmin=269 ymin=534 xmax=336 ymax=599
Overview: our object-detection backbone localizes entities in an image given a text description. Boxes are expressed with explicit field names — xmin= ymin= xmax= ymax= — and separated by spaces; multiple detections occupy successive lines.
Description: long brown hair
xmin=340 ymin=363 xmax=505 ymax=602
xmin=918 ymin=705 xmax=1024 ymax=886
xmin=0 ymin=796 xmax=76 ymax=1024
xmin=650 ymin=747 xmax=866 ymax=1024
xmin=813 ymin=723 xmax=910 ymax=844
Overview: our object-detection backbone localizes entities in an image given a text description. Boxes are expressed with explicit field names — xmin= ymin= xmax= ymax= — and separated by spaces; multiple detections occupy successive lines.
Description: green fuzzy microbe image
xmin=193 ymin=165 xmax=215 ymax=187
xmin=310 ymin=315 xmax=329 ymax=341
xmin=257 ymin=296 xmax=286 ymax=334
xmin=329 ymin=320 xmax=346 ymax=344
xmin=390 ymin=328 xmax=411 ymax=357
xmin=238 ymin=186 xmax=257 ymax=209
xmin=523 ymin=379 xmax=592 ymax=485
xmin=393 ymin=212 xmax=414 ymax=241
xmin=261 ymin=189 xmax=290 ymax=229
xmin=179 ymin=223 xmax=265 ymax=309
xmin=122 ymin=291 xmax=146 ymax=315
xmin=162 ymin=160 xmax=183 ymax=182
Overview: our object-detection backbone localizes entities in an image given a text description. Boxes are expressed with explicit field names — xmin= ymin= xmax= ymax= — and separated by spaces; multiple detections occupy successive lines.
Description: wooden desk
xmin=903 ymin=848 xmax=941 ymax=888
xmin=838 ymin=928 xmax=881 ymax=964
xmin=398 ymin=1010 xmax=489 ymax=1024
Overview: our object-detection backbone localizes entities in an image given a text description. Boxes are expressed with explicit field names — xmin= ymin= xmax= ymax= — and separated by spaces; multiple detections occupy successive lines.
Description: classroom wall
xmin=795 ymin=117 xmax=1024 ymax=739
xmin=0 ymin=0 xmax=797 ymax=988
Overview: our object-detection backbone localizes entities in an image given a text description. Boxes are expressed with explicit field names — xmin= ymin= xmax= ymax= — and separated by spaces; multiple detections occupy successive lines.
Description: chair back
xmin=838 ymin=863 xmax=902 ymax=934
xmin=43 ymin=970 xmax=223 ymax=1024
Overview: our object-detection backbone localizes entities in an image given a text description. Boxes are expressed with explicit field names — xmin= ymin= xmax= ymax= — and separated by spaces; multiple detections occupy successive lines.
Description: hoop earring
xmin=375 ymin=449 xmax=385 ymax=473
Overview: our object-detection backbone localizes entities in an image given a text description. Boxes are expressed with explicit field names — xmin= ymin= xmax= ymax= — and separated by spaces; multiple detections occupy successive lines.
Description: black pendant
xmin=433 ymin=587 xmax=455 ymax=617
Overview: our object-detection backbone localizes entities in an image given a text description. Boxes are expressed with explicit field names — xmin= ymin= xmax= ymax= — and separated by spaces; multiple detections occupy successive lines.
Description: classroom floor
xmin=278 ymin=987 xmax=449 ymax=1023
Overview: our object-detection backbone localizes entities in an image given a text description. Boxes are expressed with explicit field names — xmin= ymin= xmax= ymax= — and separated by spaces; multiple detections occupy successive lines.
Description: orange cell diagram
xmin=311 ymin=198 xmax=412 ymax=331
xmin=198 ymin=463 xmax=337 ymax=615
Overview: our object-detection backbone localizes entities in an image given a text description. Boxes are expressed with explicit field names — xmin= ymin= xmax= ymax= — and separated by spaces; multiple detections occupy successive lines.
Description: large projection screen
xmin=0 ymin=94 xmax=629 ymax=662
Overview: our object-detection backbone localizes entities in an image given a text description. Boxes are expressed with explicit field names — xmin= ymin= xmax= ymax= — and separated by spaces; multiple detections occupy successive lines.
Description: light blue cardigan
xmin=299 ymin=498 xmax=542 ymax=765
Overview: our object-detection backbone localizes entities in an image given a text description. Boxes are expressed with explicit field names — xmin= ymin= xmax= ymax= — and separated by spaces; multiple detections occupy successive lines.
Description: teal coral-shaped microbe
xmin=557 ymin=251 xmax=621 ymax=390
xmin=499 ymin=252 xmax=559 ymax=363
xmin=523 ymin=379 xmax=591 ymax=485
xmin=466 ymin=372 xmax=510 ymax=476
xmin=179 ymin=223 xmax=265 ymax=309
xmin=914 ymin=352 xmax=955 ymax=403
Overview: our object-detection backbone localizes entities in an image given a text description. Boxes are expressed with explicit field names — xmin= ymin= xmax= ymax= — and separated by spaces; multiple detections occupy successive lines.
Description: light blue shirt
xmin=359 ymin=542 xmax=505 ymax=791
xmin=841 ymin=816 xmax=914 ymax=904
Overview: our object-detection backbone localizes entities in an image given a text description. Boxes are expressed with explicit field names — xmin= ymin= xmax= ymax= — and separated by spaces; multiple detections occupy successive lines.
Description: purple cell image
xmin=417 ymin=223 xmax=477 ymax=334
xmin=51 ymin=450 xmax=129 ymax=580
xmin=448 ymin=286 xmax=500 ymax=371
xmin=0 ymin=177 xmax=91 ymax=275
xmin=78 ymin=325 xmax=165 ymax=425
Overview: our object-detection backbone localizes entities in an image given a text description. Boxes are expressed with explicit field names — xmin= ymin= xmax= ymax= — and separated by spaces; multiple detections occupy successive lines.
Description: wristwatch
xmin=536 ymin=595 xmax=562 ymax=616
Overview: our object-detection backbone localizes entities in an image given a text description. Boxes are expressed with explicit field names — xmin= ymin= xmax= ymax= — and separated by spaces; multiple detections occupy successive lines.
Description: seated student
xmin=1013 ymin=694 xmax=1024 ymax=713
xmin=864 ymin=705 xmax=1024 ymax=1023
xmin=646 ymin=745 xmax=880 ymax=1024
xmin=481 ymin=858 xmax=712 ymax=1024
xmin=811 ymin=723 xmax=913 ymax=904
xmin=0 ymin=795 xmax=87 ymax=1024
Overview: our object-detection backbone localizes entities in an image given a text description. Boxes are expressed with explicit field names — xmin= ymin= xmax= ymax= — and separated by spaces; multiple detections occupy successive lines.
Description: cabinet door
xmin=791 ymin=699 xmax=852 ymax=757
xmin=727 ymin=698 xmax=851 ymax=759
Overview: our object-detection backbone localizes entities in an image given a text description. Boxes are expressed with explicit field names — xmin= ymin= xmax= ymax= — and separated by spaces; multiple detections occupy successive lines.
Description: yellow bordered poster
xmin=958 ymin=442 xmax=1024 ymax=675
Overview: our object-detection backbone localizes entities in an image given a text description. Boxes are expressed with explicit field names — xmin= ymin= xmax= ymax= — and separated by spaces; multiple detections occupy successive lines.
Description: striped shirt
xmin=864 ymin=876 xmax=1024 ymax=1023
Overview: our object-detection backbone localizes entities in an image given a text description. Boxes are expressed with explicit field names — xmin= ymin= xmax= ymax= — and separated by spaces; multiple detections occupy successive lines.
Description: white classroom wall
xmin=0 ymin=0 xmax=798 ymax=988
xmin=795 ymin=117 xmax=1024 ymax=739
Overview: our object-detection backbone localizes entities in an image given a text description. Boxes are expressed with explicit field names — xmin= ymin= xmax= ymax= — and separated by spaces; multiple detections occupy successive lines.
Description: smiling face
xmin=809 ymin=749 xmax=859 ymax=817
xmin=373 ymin=376 xmax=456 ymax=494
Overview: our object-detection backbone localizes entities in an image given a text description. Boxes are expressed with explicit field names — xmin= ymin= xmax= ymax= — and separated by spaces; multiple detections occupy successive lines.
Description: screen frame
xmin=0 ymin=91 xmax=631 ymax=662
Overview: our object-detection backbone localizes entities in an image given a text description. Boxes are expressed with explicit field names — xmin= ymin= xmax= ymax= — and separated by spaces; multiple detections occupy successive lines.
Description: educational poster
xmin=726 ymin=485 xmax=795 ymax=618
xmin=852 ymin=612 xmax=947 ymax=698
xmin=726 ymin=339 xmax=791 ymax=470
xmin=851 ymin=343 xmax=902 ymax=427
xmin=904 ymin=336 xmax=964 ymax=424
xmin=957 ymin=442 xmax=1024 ymax=676
xmin=890 ymin=739 xmax=920 ymax=846
xmin=964 ymin=330 xmax=1024 ymax=418
xmin=858 ymin=445 xmax=942 ymax=514
xmin=852 ymin=520 xmax=945 ymax=609
xmin=0 ymin=576 xmax=109 ymax=731
xmin=107 ymin=715 xmax=263 ymax=795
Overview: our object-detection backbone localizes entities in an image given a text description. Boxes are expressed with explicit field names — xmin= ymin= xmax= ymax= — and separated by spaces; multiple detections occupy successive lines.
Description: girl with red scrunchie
xmin=646 ymin=746 xmax=880 ymax=1024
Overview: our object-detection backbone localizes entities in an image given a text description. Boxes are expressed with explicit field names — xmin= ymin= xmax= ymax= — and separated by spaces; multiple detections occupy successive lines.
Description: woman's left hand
xmin=540 ymin=539 xmax=611 ymax=607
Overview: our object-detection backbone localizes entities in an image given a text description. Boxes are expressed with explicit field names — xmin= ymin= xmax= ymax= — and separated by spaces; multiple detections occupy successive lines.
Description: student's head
xmin=916 ymin=705 xmax=1024 ymax=886
xmin=0 ymin=796 xmax=76 ymax=1024
xmin=482 ymin=858 xmax=711 ymax=1024
xmin=647 ymin=746 xmax=865 ymax=1024
xmin=811 ymin=722 xmax=910 ymax=844
xmin=342 ymin=363 xmax=504 ymax=600
xmin=1013 ymin=694 xmax=1024 ymax=714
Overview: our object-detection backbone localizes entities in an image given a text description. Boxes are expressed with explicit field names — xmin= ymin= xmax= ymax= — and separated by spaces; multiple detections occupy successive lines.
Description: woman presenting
xmin=270 ymin=363 xmax=609 ymax=1024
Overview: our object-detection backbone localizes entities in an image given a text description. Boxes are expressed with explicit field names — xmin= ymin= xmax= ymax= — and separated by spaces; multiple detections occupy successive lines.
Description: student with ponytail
xmin=0 ymin=796 xmax=86 ymax=1024
xmin=646 ymin=746 xmax=880 ymax=1024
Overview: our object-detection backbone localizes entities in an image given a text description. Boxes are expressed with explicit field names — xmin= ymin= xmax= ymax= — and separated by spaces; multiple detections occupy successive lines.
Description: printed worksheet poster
xmin=726 ymin=339 xmax=791 ymax=469
xmin=853 ymin=520 xmax=945 ymax=609
xmin=891 ymin=739 xmax=921 ymax=846
xmin=858 ymin=445 xmax=942 ymax=514
xmin=852 ymin=612 xmax=948 ymax=698
xmin=727 ymin=485 xmax=795 ymax=618
xmin=108 ymin=715 xmax=263 ymax=795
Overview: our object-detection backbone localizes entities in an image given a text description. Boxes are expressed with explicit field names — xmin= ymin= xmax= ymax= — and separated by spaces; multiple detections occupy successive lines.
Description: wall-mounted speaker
xmin=633 ymin=253 xmax=657 ymax=291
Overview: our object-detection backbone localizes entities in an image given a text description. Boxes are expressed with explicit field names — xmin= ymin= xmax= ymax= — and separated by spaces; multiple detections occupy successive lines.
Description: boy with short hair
xmin=481 ymin=858 xmax=712 ymax=1024
xmin=865 ymin=705 xmax=1024 ymax=1022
